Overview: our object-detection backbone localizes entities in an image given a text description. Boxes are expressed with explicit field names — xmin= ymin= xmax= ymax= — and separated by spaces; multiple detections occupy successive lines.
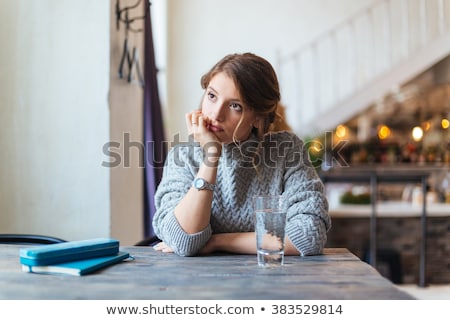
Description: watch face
xmin=194 ymin=178 xmax=205 ymax=189
xmin=193 ymin=178 xmax=214 ymax=191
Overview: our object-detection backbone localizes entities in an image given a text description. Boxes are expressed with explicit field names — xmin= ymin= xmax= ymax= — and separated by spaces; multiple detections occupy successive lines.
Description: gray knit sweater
xmin=153 ymin=131 xmax=331 ymax=256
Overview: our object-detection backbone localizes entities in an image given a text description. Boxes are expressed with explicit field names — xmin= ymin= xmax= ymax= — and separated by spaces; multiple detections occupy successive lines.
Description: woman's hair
xmin=200 ymin=53 xmax=291 ymax=139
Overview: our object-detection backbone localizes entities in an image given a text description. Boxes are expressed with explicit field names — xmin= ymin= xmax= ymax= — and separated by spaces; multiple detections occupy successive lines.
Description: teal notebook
xmin=20 ymin=238 xmax=119 ymax=266
xmin=21 ymin=251 xmax=131 ymax=276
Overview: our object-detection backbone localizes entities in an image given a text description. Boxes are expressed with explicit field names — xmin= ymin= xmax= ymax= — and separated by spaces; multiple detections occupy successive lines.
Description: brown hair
xmin=200 ymin=53 xmax=291 ymax=139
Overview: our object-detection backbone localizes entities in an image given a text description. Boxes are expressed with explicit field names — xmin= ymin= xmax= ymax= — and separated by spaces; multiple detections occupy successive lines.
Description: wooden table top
xmin=0 ymin=245 xmax=414 ymax=300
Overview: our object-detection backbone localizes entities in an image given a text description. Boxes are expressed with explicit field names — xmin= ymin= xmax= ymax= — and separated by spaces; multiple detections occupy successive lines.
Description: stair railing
xmin=277 ymin=0 xmax=450 ymax=136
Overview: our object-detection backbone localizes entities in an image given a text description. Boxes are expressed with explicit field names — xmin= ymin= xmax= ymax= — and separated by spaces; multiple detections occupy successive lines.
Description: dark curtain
xmin=143 ymin=2 xmax=167 ymax=238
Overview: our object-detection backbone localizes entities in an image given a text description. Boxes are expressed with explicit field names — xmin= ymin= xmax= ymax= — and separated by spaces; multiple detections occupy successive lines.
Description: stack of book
xmin=20 ymin=238 xmax=131 ymax=276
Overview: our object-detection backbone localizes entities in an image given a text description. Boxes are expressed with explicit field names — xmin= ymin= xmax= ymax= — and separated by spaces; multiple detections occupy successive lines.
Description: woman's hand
xmin=185 ymin=111 xmax=222 ymax=160
xmin=153 ymin=242 xmax=174 ymax=253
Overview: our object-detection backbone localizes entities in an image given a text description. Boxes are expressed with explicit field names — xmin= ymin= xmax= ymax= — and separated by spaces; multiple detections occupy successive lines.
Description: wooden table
xmin=0 ymin=245 xmax=414 ymax=300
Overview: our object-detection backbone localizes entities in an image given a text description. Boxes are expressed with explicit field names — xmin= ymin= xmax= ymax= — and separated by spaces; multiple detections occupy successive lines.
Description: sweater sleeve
xmin=152 ymin=144 xmax=212 ymax=256
xmin=280 ymin=133 xmax=331 ymax=256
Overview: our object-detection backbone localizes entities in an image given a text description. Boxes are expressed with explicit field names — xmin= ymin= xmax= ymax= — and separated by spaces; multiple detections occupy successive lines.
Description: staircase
xmin=277 ymin=0 xmax=450 ymax=137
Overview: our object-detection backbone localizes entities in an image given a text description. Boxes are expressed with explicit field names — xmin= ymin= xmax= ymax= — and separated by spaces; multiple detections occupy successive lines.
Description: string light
xmin=377 ymin=125 xmax=391 ymax=140
xmin=335 ymin=125 xmax=347 ymax=138
xmin=412 ymin=126 xmax=423 ymax=141
xmin=422 ymin=121 xmax=431 ymax=131
xmin=309 ymin=139 xmax=323 ymax=154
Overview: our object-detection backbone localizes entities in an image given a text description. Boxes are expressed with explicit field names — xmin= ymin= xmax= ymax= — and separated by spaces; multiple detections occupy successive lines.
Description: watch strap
xmin=193 ymin=178 xmax=215 ymax=191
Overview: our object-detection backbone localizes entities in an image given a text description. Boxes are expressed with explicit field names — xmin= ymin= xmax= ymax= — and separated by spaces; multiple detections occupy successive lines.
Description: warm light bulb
xmin=378 ymin=125 xmax=390 ymax=140
xmin=309 ymin=139 xmax=322 ymax=154
xmin=442 ymin=119 xmax=449 ymax=129
xmin=412 ymin=126 xmax=423 ymax=141
xmin=422 ymin=121 xmax=431 ymax=131
xmin=335 ymin=125 xmax=347 ymax=138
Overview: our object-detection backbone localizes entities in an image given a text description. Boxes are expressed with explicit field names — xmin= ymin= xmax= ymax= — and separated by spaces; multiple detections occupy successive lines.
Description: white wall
xmin=163 ymin=0 xmax=374 ymax=141
xmin=0 ymin=0 xmax=110 ymax=241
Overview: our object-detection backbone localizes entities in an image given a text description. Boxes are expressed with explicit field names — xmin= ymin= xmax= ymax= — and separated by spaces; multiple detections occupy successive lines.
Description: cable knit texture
xmin=153 ymin=131 xmax=331 ymax=256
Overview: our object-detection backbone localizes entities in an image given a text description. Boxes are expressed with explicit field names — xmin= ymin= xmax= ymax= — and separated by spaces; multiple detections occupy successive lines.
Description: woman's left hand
xmin=153 ymin=242 xmax=174 ymax=253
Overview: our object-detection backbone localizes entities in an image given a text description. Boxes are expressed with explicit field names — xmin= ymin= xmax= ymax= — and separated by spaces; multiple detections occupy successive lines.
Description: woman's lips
xmin=208 ymin=124 xmax=223 ymax=132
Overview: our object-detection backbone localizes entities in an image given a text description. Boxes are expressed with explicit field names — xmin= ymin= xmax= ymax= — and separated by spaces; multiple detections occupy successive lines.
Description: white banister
xmin=420 ymin=0 xmax=428 ymax=47
xmin=278 ymin=0 xmax=450 ymax=137
xmin=402 ymin=0 xmax=410 ymax=59
xmin=438 ymin=0 xmax=446 ymax=34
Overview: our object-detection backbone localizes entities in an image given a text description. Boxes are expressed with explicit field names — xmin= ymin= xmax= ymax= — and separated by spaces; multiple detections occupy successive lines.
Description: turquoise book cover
xmin=22 ymin=251 xmax=131 ymax=276
xmin=20 ymin=238 xmax=120 ymax=266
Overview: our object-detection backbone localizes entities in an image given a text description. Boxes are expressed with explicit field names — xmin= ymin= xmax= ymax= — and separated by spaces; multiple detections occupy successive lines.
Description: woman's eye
xmin=207 ymin=92 xmax=216 ymax=100
xmin=230 ymin=103 xmax=242 ymax=112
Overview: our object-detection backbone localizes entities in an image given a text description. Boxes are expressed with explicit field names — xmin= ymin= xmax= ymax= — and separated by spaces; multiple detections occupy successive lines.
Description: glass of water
xmin=253 ymin=195 xmax=287 ymax=267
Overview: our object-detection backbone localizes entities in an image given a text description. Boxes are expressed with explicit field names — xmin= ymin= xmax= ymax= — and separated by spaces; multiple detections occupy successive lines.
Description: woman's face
xmin=201 ymin=72 xmax=258 ymax=144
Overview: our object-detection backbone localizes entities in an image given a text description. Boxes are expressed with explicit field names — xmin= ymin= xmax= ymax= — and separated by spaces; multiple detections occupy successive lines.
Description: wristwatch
xmin=192 ymin=178 xmax=215 ymax=191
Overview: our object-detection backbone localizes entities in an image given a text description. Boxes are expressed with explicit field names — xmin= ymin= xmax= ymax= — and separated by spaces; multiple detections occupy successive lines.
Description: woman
xmin=153 ymin=52 xmax=331 ymax=256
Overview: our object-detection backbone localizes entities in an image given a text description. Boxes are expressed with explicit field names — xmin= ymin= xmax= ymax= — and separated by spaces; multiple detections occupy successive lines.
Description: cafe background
xmin=1 ymin=0 xmax=449 ymax=285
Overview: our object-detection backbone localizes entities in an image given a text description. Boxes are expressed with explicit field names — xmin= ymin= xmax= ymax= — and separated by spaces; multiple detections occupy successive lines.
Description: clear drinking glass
xmin=253 ymin=195 xmax=287 ymax=267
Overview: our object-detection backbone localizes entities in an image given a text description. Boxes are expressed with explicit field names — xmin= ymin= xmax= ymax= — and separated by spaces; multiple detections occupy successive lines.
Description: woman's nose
xmin=210 ymin=104 xmax=226 ymax=122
